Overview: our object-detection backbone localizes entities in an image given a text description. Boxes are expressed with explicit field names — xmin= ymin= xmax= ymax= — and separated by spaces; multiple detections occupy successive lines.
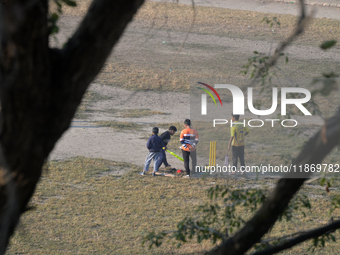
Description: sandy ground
xmin=49 ymin=0 xmax=339 ymax=171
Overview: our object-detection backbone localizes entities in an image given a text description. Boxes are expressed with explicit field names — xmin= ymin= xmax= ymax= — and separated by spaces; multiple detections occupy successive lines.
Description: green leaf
xmin=50 ymin=13 xmax=59 ymax=23
xmin=62 ymin=0 xmax=77 ymax=6
xmin=50 ymin=26 xmax=59 ymax=35
xmin=320 ymin=178 xmax=326 ymax=186
xmin=320 ymin=40 xmax=337 ymax=50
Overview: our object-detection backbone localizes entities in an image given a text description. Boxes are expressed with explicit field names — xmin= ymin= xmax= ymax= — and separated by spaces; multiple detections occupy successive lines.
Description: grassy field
xmin=100 ymin=108 xmax=170 ymax=118
xmin=6 ymin=157 xmax=340 ymax=254
xmin=53 ymin=1 xmax=340 ymax=46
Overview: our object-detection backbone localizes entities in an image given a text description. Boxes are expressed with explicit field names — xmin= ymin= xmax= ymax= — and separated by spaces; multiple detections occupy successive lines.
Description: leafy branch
xmin=143 ymin=184 xmax=313 ymax=250
xmin=252 ymin=219 xmax=340 ymax=255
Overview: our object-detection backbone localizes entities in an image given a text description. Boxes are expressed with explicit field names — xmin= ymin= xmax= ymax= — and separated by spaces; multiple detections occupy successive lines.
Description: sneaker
xmin=183 ymin=175 xmax=190 ymax=178
xmin=152 ymin=172 xmax=156 ymax=176
xmin=139 ymin=172 xmax=145 ymax=176
xmin=165 ymin=164 xmax=171 ymax=168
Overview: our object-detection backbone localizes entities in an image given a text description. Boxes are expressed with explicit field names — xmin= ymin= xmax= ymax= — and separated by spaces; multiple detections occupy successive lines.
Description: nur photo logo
xmin=196 ymin=82 xmax=313 ymax=128
xmin=197 ymin=82 xmax=223 ymax=115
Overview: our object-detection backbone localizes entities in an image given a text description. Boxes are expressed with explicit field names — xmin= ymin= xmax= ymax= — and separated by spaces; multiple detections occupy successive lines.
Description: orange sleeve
xmin=180 ymin=130 xmax=184 ymax=141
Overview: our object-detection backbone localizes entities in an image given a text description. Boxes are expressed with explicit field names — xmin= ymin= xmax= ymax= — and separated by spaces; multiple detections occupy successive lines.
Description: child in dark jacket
xmin=140 ymin=127 xmax=164 ymax=176
xmin=159 ymin=125 xmax=177 ymax=168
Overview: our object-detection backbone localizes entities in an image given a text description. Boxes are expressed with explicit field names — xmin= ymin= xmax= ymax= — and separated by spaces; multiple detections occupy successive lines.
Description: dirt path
xmin=49 ymin=0 xmax=339 ymax=171
xmin=152 ymin=0 xmax=340 ymax=19
xmin=50 ymin=84 xmax=189 ymax=170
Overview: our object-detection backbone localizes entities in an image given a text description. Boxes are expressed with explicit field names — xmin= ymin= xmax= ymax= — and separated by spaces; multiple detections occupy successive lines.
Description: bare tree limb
xmin=254 ymin=0 xmax=312 ymax=80
xmin=252 ymin=219 xmax=340 ymax=255
xmin=207 ymin=105 xmax=340 ymax=255
xmin=47 ymin=0 xmax=145 ymax=141
xmin=165 ymin=0 xmax=196 ymax=71
xmin=205 ymin=2 xmax=323 ymax=254
xmin=61 ymin=0 xmax=145 ymax=92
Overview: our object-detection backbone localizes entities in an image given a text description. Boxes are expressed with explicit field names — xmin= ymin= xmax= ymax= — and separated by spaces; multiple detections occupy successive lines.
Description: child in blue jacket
xmin=140 ymin=127 xmax=164 ymax=176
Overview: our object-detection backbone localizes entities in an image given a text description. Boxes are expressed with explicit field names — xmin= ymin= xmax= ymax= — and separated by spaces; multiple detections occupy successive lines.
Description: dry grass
xmin=95 ymin=120 xmax=144 ymax=131
xmin=137 ymin=2 xmax=339 ymax=46
xmin=115 ymin=108 xmax=170 ymax=118
xmin=75 ymin=90 xmax=110 ymax=119
xmin=53 ymin=1 xmax=340 ymax=47
xmin=6 ymin=157 xmax=340 ymax=254
xmin=96 ymin=62 xmax=195 ymax=92
xmin=52 ymin=1 xmax=340 ymax=95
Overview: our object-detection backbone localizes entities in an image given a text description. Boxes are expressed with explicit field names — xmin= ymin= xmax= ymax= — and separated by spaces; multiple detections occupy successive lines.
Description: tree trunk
xmin=0 ymin=0 xmax=145 ymax=252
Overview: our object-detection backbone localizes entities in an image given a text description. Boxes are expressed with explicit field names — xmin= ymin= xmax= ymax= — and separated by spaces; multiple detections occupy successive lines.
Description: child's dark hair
xmin=169 ymin=126 xmax=177 ymax=132
xmin=152 ymin=127 xmax=159 ymax=134
xmin=232 ymin=114 xmax=240 ymax=121
xmin=184 ymin=119 xmax=191 ymax=126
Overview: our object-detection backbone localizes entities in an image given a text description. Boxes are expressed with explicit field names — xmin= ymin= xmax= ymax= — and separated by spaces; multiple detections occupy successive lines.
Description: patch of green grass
xmin=96 ymin=120 xmax=144 ymax=132
xmin=7 ymin=157 xmax=340 ymax=254
xmin=104 ymin=108 xmax=170 ymax=118
xmin=75 ymin=106 xmax=95 ymax=119
xmin=75 ymin=91 xmax=111 ymax=119
xmin=84 ymin=90 xmax=111 ymax=102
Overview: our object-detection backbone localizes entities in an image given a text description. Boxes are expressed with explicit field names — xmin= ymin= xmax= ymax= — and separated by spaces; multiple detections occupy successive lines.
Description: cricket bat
xmin=163 ymin=147 xmax=184 ymax=162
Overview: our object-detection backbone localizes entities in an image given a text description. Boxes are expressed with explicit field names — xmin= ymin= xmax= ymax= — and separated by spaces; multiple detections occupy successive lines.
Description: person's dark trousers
xmin=182 ymin=149 xmax=197 ymax=175
xmin=232 ymin=145 xmax=245 ymax=168
xmin=160 ymin=148 xmax=170 ymax=167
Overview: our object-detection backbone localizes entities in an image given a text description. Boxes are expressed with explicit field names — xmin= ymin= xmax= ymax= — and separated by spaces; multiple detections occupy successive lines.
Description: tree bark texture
xmin=0 ymin=0 xmax=145 ymax=252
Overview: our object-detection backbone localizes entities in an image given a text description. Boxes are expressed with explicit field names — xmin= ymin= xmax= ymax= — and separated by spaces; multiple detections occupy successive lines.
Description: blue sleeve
xmin=146 ymin=137 xmax=152 ymax=149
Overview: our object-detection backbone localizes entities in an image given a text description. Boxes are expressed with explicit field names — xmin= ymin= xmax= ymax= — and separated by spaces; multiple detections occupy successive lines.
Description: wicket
xmin=209 ymin=141 xmax=216 ymax=167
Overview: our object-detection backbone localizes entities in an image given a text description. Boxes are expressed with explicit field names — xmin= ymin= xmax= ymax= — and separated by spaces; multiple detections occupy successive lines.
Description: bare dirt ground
xmin=49 ymin=0 xmax=340 ymax=171
xmin=50 ymin=84 xmax=189 ymax=169
xmin=153 ymin=0 xmax=340 ymax=19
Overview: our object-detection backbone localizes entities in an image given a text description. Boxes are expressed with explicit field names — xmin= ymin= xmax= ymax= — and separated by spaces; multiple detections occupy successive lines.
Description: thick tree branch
xmin=0 ymin=147 xmax=18 ymax=255
xmin=252 ymin=219 xmax=340 ymax=255
xmin=0 ymin=0 xmax=50 ymax=209
xmin=0 ymin=0 xmax=145 ymax=253
xmin=62 ymin=0 xmax=144 ymax=89
xmin=205 ymin=1 xmax=324 ymax=254
xmin=45 ymin=0 xmax=146 ymax=153
xmin=51 ymin=0 xmax=144 ymax=119
xmin=207 ymin=103 xmax=340 ymax=253
xmin=0 ymin=1 xmax=54 ymax=252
